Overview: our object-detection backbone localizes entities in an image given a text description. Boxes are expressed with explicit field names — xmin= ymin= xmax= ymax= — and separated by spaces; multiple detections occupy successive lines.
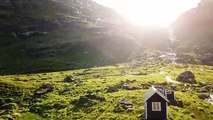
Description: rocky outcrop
xmin=176 ymin=71 xmax=196 ymax=84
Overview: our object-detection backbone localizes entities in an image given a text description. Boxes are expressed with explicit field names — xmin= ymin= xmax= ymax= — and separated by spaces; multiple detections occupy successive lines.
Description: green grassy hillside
xmin=0 ymin=50 xmax=212 ymax=120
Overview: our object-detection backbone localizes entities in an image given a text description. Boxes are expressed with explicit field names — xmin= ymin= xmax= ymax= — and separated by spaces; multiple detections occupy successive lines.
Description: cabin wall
xmin=146 ymin=93 xmax=167 ymax=120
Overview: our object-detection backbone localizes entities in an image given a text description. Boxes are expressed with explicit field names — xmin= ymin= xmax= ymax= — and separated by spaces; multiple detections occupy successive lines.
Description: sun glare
xmin=95 ymin=0 xmax=200 ymax=27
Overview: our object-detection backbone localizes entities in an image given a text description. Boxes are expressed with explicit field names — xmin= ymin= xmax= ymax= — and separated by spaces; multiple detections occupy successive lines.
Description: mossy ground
xmin=0 ymin=53 xmax=212 ymax=120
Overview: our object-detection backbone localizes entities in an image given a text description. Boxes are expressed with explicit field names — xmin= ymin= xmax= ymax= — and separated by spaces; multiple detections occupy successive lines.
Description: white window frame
xmin=152 ymin=102 xmax=161 ymax=111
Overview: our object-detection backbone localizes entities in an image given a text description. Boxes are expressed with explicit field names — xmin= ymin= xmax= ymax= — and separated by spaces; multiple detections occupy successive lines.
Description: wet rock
xmin=176 ymin=71 xmax=196 ymax=84
xmin=198 ymin=93 xmax=209 ymax=100
xmin=64 ymin=76 xmax=74 ymax=83
xmin=34 ymin=83 xmax=54 ymax=96
xmin=106 ymin=86 xmax=119 ymax=93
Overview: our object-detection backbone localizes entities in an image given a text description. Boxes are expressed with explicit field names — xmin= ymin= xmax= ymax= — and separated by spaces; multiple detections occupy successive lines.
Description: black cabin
xmin=144 ymin=86 xmax=169 ymax=120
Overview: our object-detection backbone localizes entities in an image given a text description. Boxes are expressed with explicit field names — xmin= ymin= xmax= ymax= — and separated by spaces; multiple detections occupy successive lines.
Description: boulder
xmin=64 ymin=76 xmax=74 ymax=83
xmin=176 ymin=71 xmax=196 ymax=84
xmin=198 ymin=93 xmax=209 ymax=100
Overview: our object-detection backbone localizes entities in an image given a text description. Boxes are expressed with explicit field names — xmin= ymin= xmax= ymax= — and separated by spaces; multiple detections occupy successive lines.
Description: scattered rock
xmin=198 ymin=93 xmax=209 ymax=100
xmin=106 ymin=86 xmax=119 ymax=93
xmin=114 ymin=98 xmax=134 ymax=112
xmin=176 ymin=71 xmax=196 ymax=84
xmin=77 ymin=94 xmax=106 ymax=105
xmin=139 ymin=84 xmax=151 ymax=89
xmin=34 ymin=83 xmax=54 ymax=96
xmin=64 ymin=76 xmax=74 ymax=83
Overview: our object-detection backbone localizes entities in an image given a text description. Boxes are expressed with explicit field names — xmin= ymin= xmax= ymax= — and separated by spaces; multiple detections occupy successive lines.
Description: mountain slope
xmin=0 ymin=0 xmax=171 ymax=74
xmin=0 ymin=0 xmax=139 ymax=74
xmin=171 ymin=0 xmax=213 ymax=54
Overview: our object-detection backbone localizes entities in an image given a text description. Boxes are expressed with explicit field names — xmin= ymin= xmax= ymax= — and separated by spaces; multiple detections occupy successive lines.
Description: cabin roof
xmin=144 ymin=86 xmax=169 ymax=102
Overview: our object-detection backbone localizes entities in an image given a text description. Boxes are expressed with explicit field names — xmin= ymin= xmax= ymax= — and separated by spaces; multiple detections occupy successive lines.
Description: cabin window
xmin=152 ymin=102 xmax=161 ymax=111
xmin=166 ymin=90 xmax=172 ymax=94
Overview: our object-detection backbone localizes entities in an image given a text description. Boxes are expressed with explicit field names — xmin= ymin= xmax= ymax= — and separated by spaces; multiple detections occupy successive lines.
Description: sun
xmin=94 ymin=0 xmax=200 ymax=27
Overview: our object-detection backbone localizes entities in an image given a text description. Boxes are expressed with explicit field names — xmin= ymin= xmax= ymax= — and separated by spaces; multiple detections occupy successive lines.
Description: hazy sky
xmin=94 ymin=0 xmax=201 ymax=27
